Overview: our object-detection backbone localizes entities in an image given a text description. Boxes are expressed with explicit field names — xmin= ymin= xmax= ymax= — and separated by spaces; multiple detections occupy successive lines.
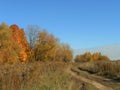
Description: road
xmin=66 ymin=67 xmax=113 ymax=90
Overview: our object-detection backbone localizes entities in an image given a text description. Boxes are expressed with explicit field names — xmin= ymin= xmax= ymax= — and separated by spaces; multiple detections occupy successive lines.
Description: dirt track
xmin=66 ymin=67 xmax=113 ymax=90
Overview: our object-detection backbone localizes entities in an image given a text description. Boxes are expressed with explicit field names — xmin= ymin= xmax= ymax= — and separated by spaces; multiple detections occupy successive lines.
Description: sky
xmin=0 ymin=0 xmax=120 ymax=49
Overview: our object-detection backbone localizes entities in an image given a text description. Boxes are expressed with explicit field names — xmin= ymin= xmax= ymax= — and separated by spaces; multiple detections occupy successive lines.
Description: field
xmin=0 ymin=62 xmax=99 ymax=90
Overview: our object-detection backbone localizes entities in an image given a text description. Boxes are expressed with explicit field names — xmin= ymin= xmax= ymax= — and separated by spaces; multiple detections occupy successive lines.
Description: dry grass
xmin=77 ymin=60 xmax=120 ymax=80
xmin=0 ymin=61 xmax=97 ymax=90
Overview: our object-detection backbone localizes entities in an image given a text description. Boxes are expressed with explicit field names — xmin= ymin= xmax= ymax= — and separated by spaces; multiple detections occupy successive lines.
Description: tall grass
xmin=0 ymin=62 xmax=93 ymax=90
xmin=78 ymin=60 xmax=120 ymax=80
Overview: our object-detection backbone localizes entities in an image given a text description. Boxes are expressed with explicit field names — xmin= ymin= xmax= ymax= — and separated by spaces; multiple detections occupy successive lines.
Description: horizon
xmin=0 ymin=0 xmax=120 ymax=49
xmin=73 ymin=44 xmax=120 ymax=60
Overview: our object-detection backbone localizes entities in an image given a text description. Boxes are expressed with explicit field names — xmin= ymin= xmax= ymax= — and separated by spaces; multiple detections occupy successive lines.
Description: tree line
xmin=0 ymin=23 xmax=110 ymax=64
xmin=0 ymin=23 xmax=73 ymax=63
xmin=74 ymin=52 xmax=110 ymax=62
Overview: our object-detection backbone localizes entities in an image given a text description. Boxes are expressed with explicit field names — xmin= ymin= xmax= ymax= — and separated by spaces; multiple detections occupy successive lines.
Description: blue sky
xmin=0 ymin=0 xmax=120 ymax=49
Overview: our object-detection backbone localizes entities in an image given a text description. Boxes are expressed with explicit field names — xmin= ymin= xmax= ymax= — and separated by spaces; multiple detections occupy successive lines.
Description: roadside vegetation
xmin=0 ymin=61 xmax=99 ymax=90
xmin=74 ymin=52 xmax=120 ymax=81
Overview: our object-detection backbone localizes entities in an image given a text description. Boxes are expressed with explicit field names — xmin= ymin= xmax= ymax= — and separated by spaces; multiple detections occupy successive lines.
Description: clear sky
xmin=0 ymin=0 xmax=120 ymax=49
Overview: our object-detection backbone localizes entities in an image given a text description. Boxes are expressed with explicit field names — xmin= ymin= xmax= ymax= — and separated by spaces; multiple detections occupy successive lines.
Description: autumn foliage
xmin=0 ymin=23 xmax=73 ymax=63
xmin=0 ymin=23 xmax=20 ymax=63
xmin=74 ymin=52 xmax=110 ymax=62
xmin=28 ymin=26 xmax=73 ymax=62
xmin=10 ymin=24 xmax=30 ymax=62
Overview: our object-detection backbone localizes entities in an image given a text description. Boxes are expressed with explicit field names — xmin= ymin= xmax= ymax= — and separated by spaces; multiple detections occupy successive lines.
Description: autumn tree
xmin=55 ymin=44 xmax=73 ymax=62
xmin=28 ymin=26 xmax=73 ymax=62
xmin=91 ymin=53 xmax=110 ymax=61
xmin=91 ymin=53 xmax=101 ymax=61
xmin=33 ymin=30 xmax=59 ymax=61
xmin=74 ymin=52 xmax=110 ymax=63
xmin=27 ymin=26 xmax=59 ymax=62
xmin=74 ymin=52 xmax=91 ymax=62
xmin=10 ymin=24 xmax=30 ymax=62
xmin=0 ymin=23 xmax=20 ymax=63
xmin=84 ymin=52 xmax=92 ymax=61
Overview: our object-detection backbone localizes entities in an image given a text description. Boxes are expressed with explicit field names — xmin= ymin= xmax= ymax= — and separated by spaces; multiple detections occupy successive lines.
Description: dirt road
xmin=66 ymin=67 xmax=113 ymax=90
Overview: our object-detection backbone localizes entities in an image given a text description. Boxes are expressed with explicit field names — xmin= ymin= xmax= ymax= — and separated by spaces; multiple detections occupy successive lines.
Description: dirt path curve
xmin=66 ymin=67 xmax=113 ymax=90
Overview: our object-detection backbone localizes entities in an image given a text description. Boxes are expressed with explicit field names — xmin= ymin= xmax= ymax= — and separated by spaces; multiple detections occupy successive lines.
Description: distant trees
xmin=28 ymin=26 xmax=73 ymax=62
xmin=0 ymin=23 xmax=111 ymax=64
xmin=74 ymin=52 xmax=92 ymax=62
xmin=74 ymin=52 xmax=110 ymax=62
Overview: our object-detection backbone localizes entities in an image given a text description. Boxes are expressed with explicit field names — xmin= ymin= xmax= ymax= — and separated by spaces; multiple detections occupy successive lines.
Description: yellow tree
xmin=55 ymin=44 xmax=73 ymax=62
xmin=91 ymin=52 xmax=110 ymax=61
xmin=91 ymin=53 xmax=101 ymax=61
xmin=32 ymin=30 xmax=59 ymax=61
xmin=74 ymin=52 xmax=92 ymax=62
xmin=75 ymin=52 xmax=110 ymax=62
xmin=84 ymin=52 xmax=92 ymax=61
xmin=28 ymin=26 xmax=73 ymax=62
xmin=0 ymin=23 xmax=20 ymax=63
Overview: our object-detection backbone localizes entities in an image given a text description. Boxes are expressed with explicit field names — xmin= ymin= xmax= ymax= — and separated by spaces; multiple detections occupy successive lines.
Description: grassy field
xmin=0 ymin=62 xmax=98 ymax=90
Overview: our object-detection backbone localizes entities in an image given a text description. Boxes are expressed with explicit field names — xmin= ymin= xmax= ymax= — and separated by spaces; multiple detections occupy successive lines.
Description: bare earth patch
xmin=66 ymin=67 xmax=113 ymax=90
